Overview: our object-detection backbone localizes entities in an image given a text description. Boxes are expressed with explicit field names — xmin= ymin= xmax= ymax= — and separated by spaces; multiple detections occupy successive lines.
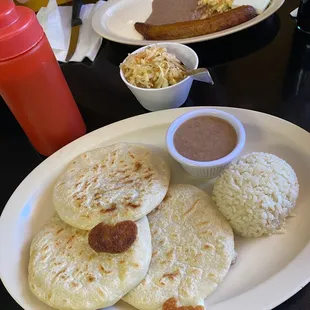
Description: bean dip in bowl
xmin=166 ymin=108 xmax=246 ymax=178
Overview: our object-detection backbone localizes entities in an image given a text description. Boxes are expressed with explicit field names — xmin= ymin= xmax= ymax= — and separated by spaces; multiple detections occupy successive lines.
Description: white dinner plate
xmin=92 ymin=0 xmax=284 ymax=45
xmin=1 ymin=107 xmax=310 ymax=310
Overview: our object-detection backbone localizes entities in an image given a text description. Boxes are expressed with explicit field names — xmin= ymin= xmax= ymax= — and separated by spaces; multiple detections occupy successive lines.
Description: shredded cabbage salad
xmin=120 ymin=46 xmax=187 ymax=89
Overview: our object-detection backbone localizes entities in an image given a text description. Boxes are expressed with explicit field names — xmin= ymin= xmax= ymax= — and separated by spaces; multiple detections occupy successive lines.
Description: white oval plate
xmin=1 ymin=107 xmax=310 ymax=310
xmin=92 ymin=0 xmax=284 ymax=46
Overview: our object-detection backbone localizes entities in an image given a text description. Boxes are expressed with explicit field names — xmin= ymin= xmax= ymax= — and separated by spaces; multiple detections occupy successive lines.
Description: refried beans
xmin=146 ymin=0 xmax=202 ymax=25
xmin=173 ymin=116 xmax=237 ymax=161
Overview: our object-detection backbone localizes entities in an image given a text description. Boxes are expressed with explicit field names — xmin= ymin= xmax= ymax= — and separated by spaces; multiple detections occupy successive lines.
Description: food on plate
xmin=173 ymin=115 xmax=237 ymax=161
xmin=145 ymin=0 xmax=232 ymax=26
xmin=123 ymin=184 xmax=235 ymax=310
xmin=135 ymin=5 xmax=257 ymax=40
xmin=88 ymin=220 xmax=138 ymax=254
xmin=197 ymin=0 xmax=233 ymax=17
xmin=53 ymin=143 xmax=170 ymax=230
xmin=145 ymin=0 xmax=204 ymax=25
xmin=26 ymin=128 xmax=300 ymax=310
xmin=213 ymin=152 xmax=299 ymax=237
xmin=166 ymin=109 xmax=245 ymax=179
xmin=120 ymin=46 xmax=187 ymax=89
xmin=28 ymin=214 xmax=152 ymax=310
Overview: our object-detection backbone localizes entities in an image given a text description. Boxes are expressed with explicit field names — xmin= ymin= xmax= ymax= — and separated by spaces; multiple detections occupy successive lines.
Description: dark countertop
xmin=1 ymin=0 xmax=310 ymax=309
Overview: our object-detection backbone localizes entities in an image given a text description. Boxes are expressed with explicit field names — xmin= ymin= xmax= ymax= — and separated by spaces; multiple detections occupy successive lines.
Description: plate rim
xmin=1 ymin=107 xmax=310 ymax=310
xmin=91 ymin=0 xmax=284 ymax=46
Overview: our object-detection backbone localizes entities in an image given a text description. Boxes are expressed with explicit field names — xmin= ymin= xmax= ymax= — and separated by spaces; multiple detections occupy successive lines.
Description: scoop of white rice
xmin=212 ymin=152 xmax=299 ymax=237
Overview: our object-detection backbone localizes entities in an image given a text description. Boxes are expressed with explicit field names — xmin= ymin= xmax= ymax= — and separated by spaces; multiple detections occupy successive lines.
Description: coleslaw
xmin=120 ymin=46 xmax=187 ymax=89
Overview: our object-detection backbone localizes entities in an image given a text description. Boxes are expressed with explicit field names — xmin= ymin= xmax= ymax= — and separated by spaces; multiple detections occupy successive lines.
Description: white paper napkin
xmin=290 ymin=7 xmax=298 ymax=18
xmin=37 ymin=0 xmax=105 ymax=62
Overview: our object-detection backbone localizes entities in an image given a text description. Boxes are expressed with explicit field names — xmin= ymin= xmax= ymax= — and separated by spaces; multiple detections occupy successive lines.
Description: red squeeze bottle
xmin=0 ymin=0 xmax=86 ymax=156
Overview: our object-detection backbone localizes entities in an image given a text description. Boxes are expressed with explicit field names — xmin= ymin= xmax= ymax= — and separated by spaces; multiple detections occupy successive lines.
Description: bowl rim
xmin=166 ymin=108 xmax=246 ymax=168
xmin=119 ymin=42 xmax=199 ymax=92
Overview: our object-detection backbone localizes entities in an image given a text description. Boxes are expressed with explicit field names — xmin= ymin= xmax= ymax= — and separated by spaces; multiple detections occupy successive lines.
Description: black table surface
xmin=1 ymin=0 xmax=310 ymax=309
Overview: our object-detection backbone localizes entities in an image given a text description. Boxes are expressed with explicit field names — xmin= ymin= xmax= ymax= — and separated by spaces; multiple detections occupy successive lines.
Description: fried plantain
xmin=135 ymin=5 xmax=257 ymax=40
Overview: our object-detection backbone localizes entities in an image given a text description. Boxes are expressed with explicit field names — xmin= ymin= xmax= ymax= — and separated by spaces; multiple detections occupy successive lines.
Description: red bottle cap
xmin=0 ymin=0 xmax=44 ymax=61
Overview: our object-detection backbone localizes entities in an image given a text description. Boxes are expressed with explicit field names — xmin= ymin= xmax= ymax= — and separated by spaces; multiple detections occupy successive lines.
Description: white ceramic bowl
xmin=120 ymin=42 xmax=198 ymax=112
xmin=166 ymin=108 xmax=246 ymax=178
